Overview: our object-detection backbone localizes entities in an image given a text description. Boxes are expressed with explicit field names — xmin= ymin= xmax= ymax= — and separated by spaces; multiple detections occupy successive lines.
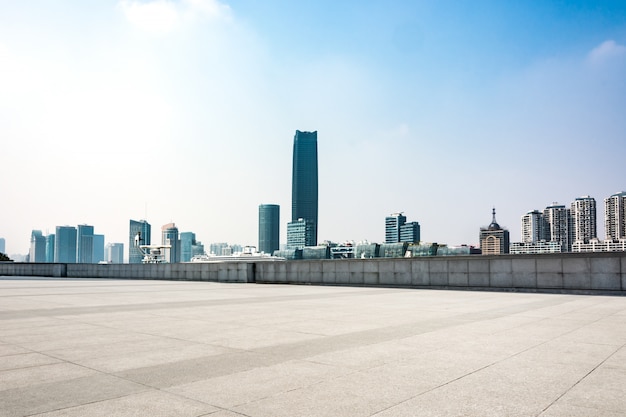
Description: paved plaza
xmin=0 ymin=277 xmax=625 ymax=416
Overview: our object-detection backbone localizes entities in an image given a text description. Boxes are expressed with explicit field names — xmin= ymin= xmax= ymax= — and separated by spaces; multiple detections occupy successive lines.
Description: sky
xmin=1 ymin=0 xmax=626 ymax=256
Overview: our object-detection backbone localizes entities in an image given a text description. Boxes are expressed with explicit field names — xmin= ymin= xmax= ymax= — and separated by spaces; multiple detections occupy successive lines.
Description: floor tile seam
xmin=369 ymin=333 xmax=565 ymax=416
xmin=535 ymin=341 xmax=626 ymax=417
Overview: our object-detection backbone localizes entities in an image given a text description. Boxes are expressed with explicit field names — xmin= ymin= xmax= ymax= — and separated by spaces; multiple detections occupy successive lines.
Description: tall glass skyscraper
xmin=292 ymin=130 xmax=318 ymax=246
xmin=161 ymin=223 xmax=180 ymax=263
xmin=259 ymin=204 xmax=280 ymax=254
xmin=129 ymin=219 xmax=151 ymax=264
xmin=55 ymin=226 xmax=77 ymax=263
xmin=77 ymin=225 xmax=94 ymax=264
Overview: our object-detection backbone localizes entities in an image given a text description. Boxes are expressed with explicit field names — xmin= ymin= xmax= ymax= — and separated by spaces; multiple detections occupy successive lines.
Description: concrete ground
xmin=0 ymin=278 xmax=625 ymax=417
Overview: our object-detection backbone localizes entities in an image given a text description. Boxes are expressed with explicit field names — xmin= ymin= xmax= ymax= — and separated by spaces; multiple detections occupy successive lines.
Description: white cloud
xmin=118 ymin=0 xmax=230 ymax=34
xmin=587 ymin=40 xmax=626 ymax=64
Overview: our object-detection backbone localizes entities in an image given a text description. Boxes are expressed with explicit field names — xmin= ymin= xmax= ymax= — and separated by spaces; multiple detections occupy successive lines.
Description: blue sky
xmin=1 ymin=0 xmax=625 ymax=256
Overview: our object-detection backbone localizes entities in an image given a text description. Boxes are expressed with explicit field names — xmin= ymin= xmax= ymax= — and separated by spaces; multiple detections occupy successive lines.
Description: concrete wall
xmin=0 ymin=262 xmax=255 ymax=283
xmin=255 ymin=253 xmax=626 ymax=295
xmin=1 ymin=252 xmax=626 ymax=294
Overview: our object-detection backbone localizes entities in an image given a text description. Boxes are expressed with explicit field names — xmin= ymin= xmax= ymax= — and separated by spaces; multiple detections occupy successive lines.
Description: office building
xmin=45 ymin=234 xmax=55 ymax=263
xmin=510 ymin=241 xmax=562 ymax=254
xmin=0 ymin=238 xmax=5 ymax=254
xmin=479 ymin=208 xmax=510 ymax=255
xmin=605 ymin=191 xmax=626 ymax=241
xmin=259 ymin=204 xmax=280 ymax=254
xmin=399 ymin=222 xmax=420 ymax=243
xmin=385 ymin=213 xmax=407 ymax=243
xmin=54 ymin=226 xmax=77 ymax=263
xmin=77 ymin=225 xmax=94 ymax=264
xmin=571 ymin=196 xmax=597 ymax=243
xmin=129 ymin=219 xmax=151 ymax=264
xmin=29 ymin=230 xmax=46 ymax=263
xmin=287 ymin=218 xmax=315 ymax=249
xmin=93 ymin=234 xmax=105 ymax=263
xmin=106 ymin=243 xmax=124 ymax=264
xmin=543 ymin=203 xmax=573 ymax=252
xmin=521 ymin=210 xmax=547 ymax=243
xmin=180 ymin=232 xmax=196 ymax=262
xmin=161 ymin=223 xmax=179 ymax=263
xmin=292 ymin=130 xmax=318 ymax=246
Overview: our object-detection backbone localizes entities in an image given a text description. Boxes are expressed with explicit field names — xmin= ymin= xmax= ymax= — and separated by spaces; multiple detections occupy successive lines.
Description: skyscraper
xmin=54 ymin=226 xmax=77 ymax=263
xmin=161 ymin=223 xmax=179 ymax=263
xmin=521 ymin=210 xmax=547 ymax=243
xmin=0 ymin=238 xmax=5 ymax=254
xmin=605 ymin=191 xmax=626 ymax=241
xmin=292 ymin=130 xmax=318 ymax=246
xmin=479 ymin=208 xmax=510 ymax=255
xmin=180 ymin=232 xmax=196 ymax=262
xmin=385 ymin=213 xmax=407 ymax=243
xmin=129 ymin=219 xmax=151 ymax=264
xmin=92 ymin=234 xmax=105 ymax=263
xmin=571 ymin=196 xmax=597 ymax=243
xmin=29 ymin=230 xmax=46 ymax=263
xmin=77 ymin=225 xmax=94 ymax=264
xmin=45 ymin=234 xmax=55 ymax=263
xmin=543 ymin=203 xmax=573 ymax=252
xmin=259 ymin=204 xmax=280 ymax=254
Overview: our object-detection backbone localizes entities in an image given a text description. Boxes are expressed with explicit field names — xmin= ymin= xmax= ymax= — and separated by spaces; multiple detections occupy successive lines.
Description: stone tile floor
xmin=0 ymin=277 xmax=625 ymax=416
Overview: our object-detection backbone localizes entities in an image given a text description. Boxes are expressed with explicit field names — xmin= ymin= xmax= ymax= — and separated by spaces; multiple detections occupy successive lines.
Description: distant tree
xmin=0 ymin=252 xmax=11 ymax=262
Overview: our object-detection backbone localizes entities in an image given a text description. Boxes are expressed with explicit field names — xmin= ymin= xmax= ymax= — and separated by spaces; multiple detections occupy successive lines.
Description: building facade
xmin=385 ymin=213 xmax=407 ymax=243
xmin=0 ymin=238 xmax=5 ymax=254
xmin=543 ymin=203 xmax=573 ymax=252
xmin=521 ymin=210 xmax=547 ymax=243
xmin=292 ymin=130 xmax=318 ymax=246
xmin=399 ymin=222 xmax=421 ymax=243
xmin=161 ymin=223 xmax=180 ymax=263
xmin=106 ymin=243 xmax=124 ymax=264
xmin=259 ymin=204 xmax=280 ymax=254
xmin=605 ymin=191 xmax=626 ymax=241
xmin=287 ymin=218 xmax=315 ymax=249
xmin=54 ymin=226 xmax=77 ymax=263
xmin=571 ymin=196 xmax=597 ymax=243
xmin=479 ymin=208 xmax=510 ymax=255
xmin=129 ymin=219 xmax=151 ymax=264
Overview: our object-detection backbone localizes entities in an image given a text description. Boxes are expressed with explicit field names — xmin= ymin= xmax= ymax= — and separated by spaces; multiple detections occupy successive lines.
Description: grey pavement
xmin=0 ymin=277 xmax=625 ymax=416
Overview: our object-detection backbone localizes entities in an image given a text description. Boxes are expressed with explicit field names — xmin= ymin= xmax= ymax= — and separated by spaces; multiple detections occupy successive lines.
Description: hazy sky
xmin=2 ymin=0 xmax=626 ymax=255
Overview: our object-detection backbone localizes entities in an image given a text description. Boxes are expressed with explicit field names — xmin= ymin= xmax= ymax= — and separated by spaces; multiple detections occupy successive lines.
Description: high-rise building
xmin=571 ymin=196 xmax=597 ymax=244
xmin=77 ymin=225 xmax=94 ymax=264
xmin=106 ymin=243 xmax=124 ymax=264
xmin=292 ymin=130 xmax=318 ymax=246
xmin=605 ymin=191 xmax=626 ymax=241
xmin=161 ymin=223 xmax=179 ymax=263
xmin=543 ymin=203 xmax=573 ymax=252
xmin=479 ymin=208 xmax=510 ymax=255
xmin=54 ymin=226 xmax=77 ymax=263
xmin=399 ymin=222 xmax=421 ymax=243
xmin=92 ymin=234 xmax=105 ymax=263
xmin=286 ymin=218 xmax=315 ymax=249
xmin=385 ymin=213 xmax=407 ymax=243
xmin=129 ymin=219 xmax=151 ymax=264
xmin=29 ymin=230 xmax=46 ymax=263
xmin=521 ymin=210 xmax=548 ymax=243
xmin=180 ymin=232 xmax=196 ymax=262
xmin=259 ymin=204 xmax=280 ymax=254
xmin=45 ymin=234 xmax=55 ymax=263
xmin=0 ymin=238 xmax=5 ymax=254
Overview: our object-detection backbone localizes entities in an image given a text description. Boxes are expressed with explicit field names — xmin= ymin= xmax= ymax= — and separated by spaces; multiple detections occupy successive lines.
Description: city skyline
xmin=1 ymin=1 xmax=626 ymax=254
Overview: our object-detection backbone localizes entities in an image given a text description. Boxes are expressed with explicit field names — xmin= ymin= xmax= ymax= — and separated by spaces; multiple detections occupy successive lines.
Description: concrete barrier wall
xmin=255 ymin=253 xmax=626 ymax=294
xmin=1 ymin=252 xmax=625 ymax=294
xmin=0 ymin=262 xmax=254 ymax=283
